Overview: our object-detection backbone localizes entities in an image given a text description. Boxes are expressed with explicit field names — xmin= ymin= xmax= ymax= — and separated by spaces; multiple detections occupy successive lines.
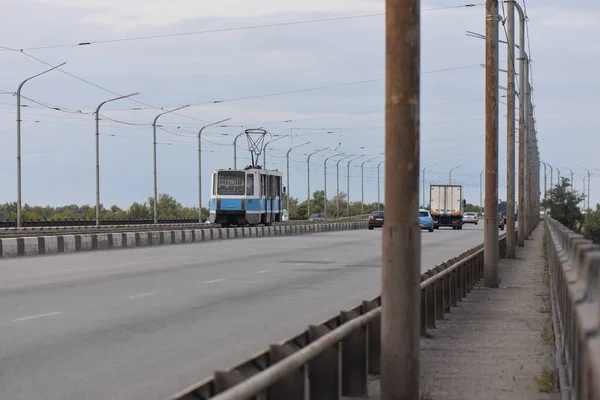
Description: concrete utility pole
xmin=198 ymin=118 xmax=231 ymax=223
xmin=306 ymin=148 xmax=328 ymax=218
xmin=484 ymin=0 xmax=500 ymax=287
xmin=361 ymin=157 xmax=378 ymax=214
xmin=285 ymin=142 xmax=310 ymax=212
xmin=520 ymin=60 xmax=530 ymax=242
xmin=152 ymin=104 xmax=189 ymax=224
xmin=479 ymin=170 xmax=484 ymax=211
xmin=513 ymin=1 xmax=528 ymax=246
xmin=323 ymin=153 xmax=345 ymax=219
xmin=540 ymin=161 xmax=548 ymax=200
xmin=346 ymin=155 xmax=364 ymax=216
xmin=380 ymin=0 xmax=421 ymax=398
xmin=94 ymin=92 xmax=139 ymax=226
xmin=526 ymin=84 xmax=534 ymax=233
xmin=377 ymin=161 xmax=384 ymax=211
xmin=505 ymin=0 xmax=516 ymax=258
xmin=15 ymin=62 xmax=66 ymax=228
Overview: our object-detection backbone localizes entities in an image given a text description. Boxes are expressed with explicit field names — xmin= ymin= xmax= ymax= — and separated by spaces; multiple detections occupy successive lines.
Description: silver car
xmin=463 ymin=212 xmax=479 ymax=225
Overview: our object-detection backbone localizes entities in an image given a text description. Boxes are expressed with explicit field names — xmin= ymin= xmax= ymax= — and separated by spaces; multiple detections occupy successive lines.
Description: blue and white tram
xmin=209 ymin=167 xmax=284 ymax=226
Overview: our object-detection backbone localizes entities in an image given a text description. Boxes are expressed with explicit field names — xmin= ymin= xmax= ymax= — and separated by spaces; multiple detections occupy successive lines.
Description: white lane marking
xmin=13 ymin=311 xmax=62 ymax=322
xmin=53 ymin=267 xmax=82 ymax=274
xmin=323 ymin=257 xmax=332 ymax=261
xmin=256 ymin=270 xmax=270 ymax=274
xmin=128 ymin=291 xmax=158 ymax=299
xmin=203 ymin=279 xmax=225 ymax=284
xmin=294 ymin=263 xmax=306 ymax=266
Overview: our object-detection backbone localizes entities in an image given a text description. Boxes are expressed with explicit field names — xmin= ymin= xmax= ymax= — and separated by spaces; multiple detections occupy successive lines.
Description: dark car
xmin=368 ymin=211 xmax=384 ymax=230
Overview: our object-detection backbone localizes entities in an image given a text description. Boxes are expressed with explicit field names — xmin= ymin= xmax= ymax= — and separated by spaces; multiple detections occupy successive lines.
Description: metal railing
xmin=167 ymin=230 xmax=513 ymax=400
xmin=544 ymin=217 xmax=600 ymax=399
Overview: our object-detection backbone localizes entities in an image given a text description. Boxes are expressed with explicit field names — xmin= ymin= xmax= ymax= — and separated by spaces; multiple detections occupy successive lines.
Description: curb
xmin=0 ymin=221 xmax=368 ymax=259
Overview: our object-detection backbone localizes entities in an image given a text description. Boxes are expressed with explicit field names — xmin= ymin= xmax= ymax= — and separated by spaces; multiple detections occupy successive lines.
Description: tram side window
xmin=246 ymin=174 xmax=254 ymax=195
xmin=217 ymin=171 xmax=245 ymax=195
xmin=212 ymin=174 xmax=217 ymax=195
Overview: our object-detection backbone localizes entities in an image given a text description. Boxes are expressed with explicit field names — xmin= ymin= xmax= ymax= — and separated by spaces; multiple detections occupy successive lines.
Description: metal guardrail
xmin=544 ymin=217 xmax=600 ymax=399
xmin=167 ymin=231 xmax=512 ymax=400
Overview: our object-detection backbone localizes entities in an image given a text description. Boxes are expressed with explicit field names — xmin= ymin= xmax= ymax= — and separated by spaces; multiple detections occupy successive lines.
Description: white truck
xmin=429 ymin=184 xmax=465 ymax=230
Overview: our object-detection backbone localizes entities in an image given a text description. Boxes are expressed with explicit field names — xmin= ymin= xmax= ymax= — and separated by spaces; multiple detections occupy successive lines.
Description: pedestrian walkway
xmin=361 ymin=225 xmax=558 ymax=400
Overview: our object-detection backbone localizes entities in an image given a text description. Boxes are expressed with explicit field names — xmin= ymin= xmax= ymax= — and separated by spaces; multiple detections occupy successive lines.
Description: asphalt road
xmin=0 ymin=224 xmax=485 ymax=400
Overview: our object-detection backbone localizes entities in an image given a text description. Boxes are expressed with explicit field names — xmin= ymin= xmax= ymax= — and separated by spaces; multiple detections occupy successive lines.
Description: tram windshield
xmin=216 ymin=171 xmax=246 ymax=195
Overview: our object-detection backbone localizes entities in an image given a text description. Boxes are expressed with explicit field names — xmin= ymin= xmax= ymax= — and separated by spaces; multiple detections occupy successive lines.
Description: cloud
xmin=30 ymin=0 xmax=383 ymax=28
xmin=0 ymin=0 xmax=597 ymax=210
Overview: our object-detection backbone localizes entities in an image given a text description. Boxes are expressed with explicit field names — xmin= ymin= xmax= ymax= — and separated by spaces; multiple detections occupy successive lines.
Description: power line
xmin=0 ymin=61 xmax=486 ymax=124
xmin=9 ymin=50 xmax=211 ymax=124
xmin=257 ymin=97 xmax=484 ymax=125
xmin=188 ymin=64 xmax=485 ymax=107
xmin=522 ymin=0 xmax=537 ymax=126
xmin=2 ymin=4 xmax=483 ymax=52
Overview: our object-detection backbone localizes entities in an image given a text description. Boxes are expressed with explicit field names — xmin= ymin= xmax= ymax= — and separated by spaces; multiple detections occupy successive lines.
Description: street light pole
xmin=336 ymin=154 xmax=355 ymax=218
xmin=232 ymin=132 xmax=245 ymax=169
xmin=306 ymin=148 xmax=328 ymax=218
xmin=377 ymin=161 xmax=384 ymax=211
xmin=448 ymin=164 xmax=462 ymax=185
xmin=15 ymin=62 xmax=66 ymax=228
xmin=347 ymin=155 xmax=365 ymax=216
xmin=576 ymin=165 xmax=591 ymax=213
xmin=198 ymin=118 xmax=231 ymax=223
xmin=94 ymin=92 xmax=140 ymax=226
xmin=284 ymin=141 xmax=310 ymax=212
xmin=323 ymin=153 xmax=346 ymax=219
xmin=361 ymin=157 xmax=379 ymax=213
xmin=152 ymin=104 xmax=190 ymax=224
xmin=422 ymin=163 xmax=439 ymax=208
xmin=262 ymin=135 xmax=287 ymax=169
xmin=558 ymin=165 xmax=574 ymax=193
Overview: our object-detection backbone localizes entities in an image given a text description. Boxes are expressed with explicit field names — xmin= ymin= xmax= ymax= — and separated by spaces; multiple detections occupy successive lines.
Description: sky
xmin=0 ymin=0 xmax=598 ymax=211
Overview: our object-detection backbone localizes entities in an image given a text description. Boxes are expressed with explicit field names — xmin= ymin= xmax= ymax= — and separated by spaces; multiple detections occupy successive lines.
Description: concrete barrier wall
xmin=544 ymin=217 xmax=600 ymax=398
xmin=0 ymin=221 xmax=368 ymax=259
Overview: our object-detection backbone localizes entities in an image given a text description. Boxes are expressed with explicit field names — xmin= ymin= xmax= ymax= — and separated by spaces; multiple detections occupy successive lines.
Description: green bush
xmin=583 ymin=204 xmax=600 ymax=244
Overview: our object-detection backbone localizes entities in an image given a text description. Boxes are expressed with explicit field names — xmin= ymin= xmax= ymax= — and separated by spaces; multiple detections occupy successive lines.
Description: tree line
xmin=0 ymin=191 xmax=384 ymax=222
xmin=0 ymin=194 xmax=206 ymax=222
xmin=542 ymin=177 xmax=600 ymax=244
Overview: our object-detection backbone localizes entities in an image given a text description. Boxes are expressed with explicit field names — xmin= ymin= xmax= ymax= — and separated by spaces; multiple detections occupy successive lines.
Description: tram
xmin=208 ymin=166 xmax=284 ymax=226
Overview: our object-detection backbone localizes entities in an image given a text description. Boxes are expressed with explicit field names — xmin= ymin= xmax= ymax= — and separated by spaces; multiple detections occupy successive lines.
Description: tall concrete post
xmin=380 ymin=0 xmax=421 ymax=398
xmin=521 ymin=67 xmax=530 ymax=240
xmin=514 ymin=1 xmax=527 ymax=246
xmin=484 ymin=0 xmax=500 ymax=287
xmin=505 ymin=0 xmax=516 ymax=258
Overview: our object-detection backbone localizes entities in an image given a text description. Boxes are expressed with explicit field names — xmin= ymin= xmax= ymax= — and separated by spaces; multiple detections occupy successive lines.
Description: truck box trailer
xmin=429 ymin=184 xmax=465 ymax=230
